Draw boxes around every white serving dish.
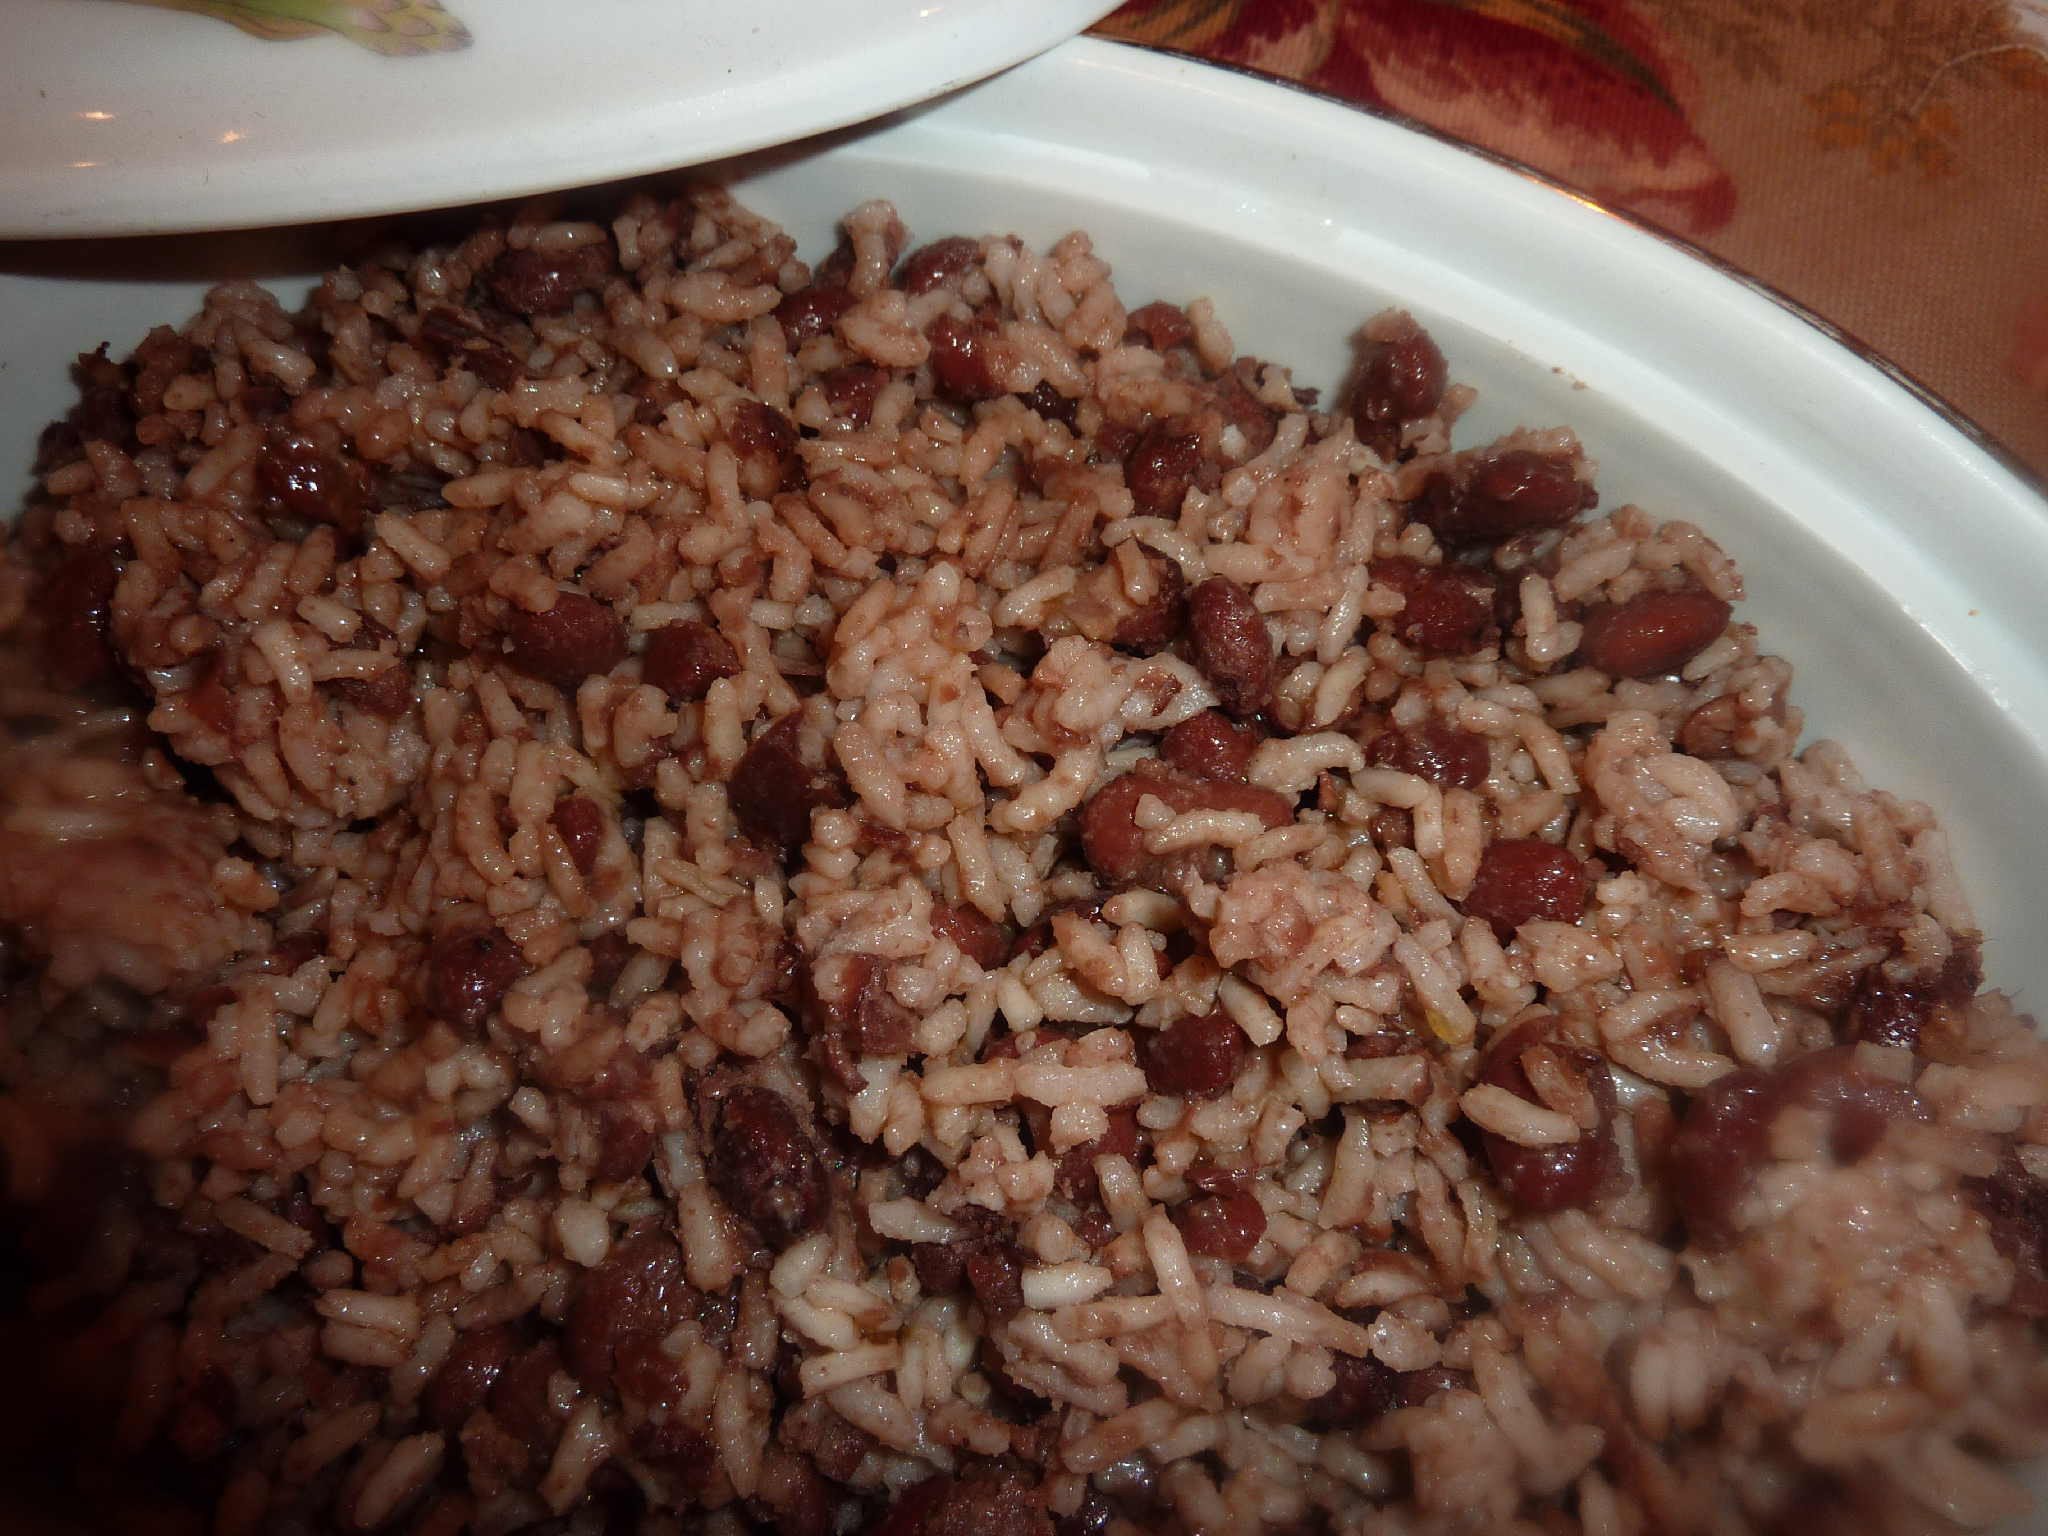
[0,0,1120,238]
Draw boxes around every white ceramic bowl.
[6,36,2043,993]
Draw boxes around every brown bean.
[1348,318,1447,461]
[822,363,889,425]
[1139,1011,1245,1101]
[592,1103,657,1184]
[964,1243,1025,1321]
[1078,765,1293,892]
[1577,589,1732,678]
[423,1324,514,1432]
[871,1464,1051,1536]
[1472,1016,1615,1214]
[1845,942,1980,1053]
[1363,723,1489,789]
[485,242,615,316]
[69,344,135,450]
[926,313,1004,402]
[1170,1189,1266,1261]
[427,925,527,1034]
[1368,556,1498,657]
[727,398,800,498]
[1303,1352,1401,1429]
[1108,549,1187,654]
[898,236,980,294]
[642,619,740,704]
[256,427,369,537]
[775,283,856,344]
[1462,838,1591,938]
[487,1339,567,1451]
[1124,424,1204,516]
[728,714,849,856]
[501,591,626,689]
[1159,709,1259,782]
[930,903,1009,970]
[1411,448,1594,548]
[41,546,123,691]
[565,1230,694,1394]
[417,306,522,390]
[1186,576,1273,717]
[707,1085,827,1247]
[1125,302,1194,351]
[332,657,413,717]
[803,951,915,1056]
[1676,693,1744,758]
[550,795,606,876]
[1017,380,1078,429]
[1964,1151,2048,1316]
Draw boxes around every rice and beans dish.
[2,187,2045,1535]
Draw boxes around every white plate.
[4,30,2048,1522]
[0,0,1119,238]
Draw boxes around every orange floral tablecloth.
[1091,0,2048,482]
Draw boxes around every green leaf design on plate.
[109,0,472,55]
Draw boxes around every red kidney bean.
[1213,366,1280,458]
[1017,380,1078,429]
[1124,423,1204,516]
[964,1243,1026,1322]
[822,363,889,426]
[926,313,1005,402]
[1411,449,1595,547]
[1677,693,1744,758]
[1053,1106,1142,1202]
[1170,1189,1266,1261]
[423,1324,515,1432]
[642,619,741,705]
[256,427,369,537]
[1348,319,1447,461]
[592,1102,657,1184]
[485,241,615,316]
[930,903,1009,970]
[871,1464,1049,1536]
[803,951,915,1056]
[565,1229,694,1393]
[1964,1151,2048,1315]
[1186,577,1273,717]
[728,714,850,857]
[586,929,633,996]
[332,648,414,717]
[550,795,605,876]
[1109,549,1187,654]
[1845,942,1980,1053]
[417,306,522,390]
[487,1338,567,1452]
[775,283,856,344]
[898,236,980,294]
[1125,302,1194,351]
[1673,1047,1931,1248]
[726,398,800,492]
[1009,898,1106,963]
[1577,589,1732,678]
[1368,556,1498,657]
[41,546,123,691]
[1473,1015,1616,1214]
[1397,1366,1476,1408]
[1303,1352,1401,1429]
[1139,1010,1245,1101]
[427,924,527,1034]
[501,591,627,689]
[1462,838,1592,939]
[1159,710,1259,782]
[1363,723,1489,789]
[1078,765,1293,892]
[707,1085,827,1247]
